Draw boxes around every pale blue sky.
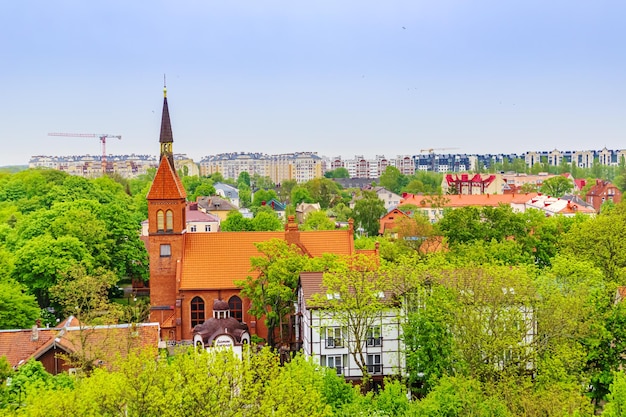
[1,0,624,166]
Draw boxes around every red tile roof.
[0,320,160,369]
[401,193,538,208]
[179,229,356,290]
[147,156,186,200]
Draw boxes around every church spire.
[159,77,175,168]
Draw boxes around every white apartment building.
[296,272,405,385]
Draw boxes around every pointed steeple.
[159,81,175,169]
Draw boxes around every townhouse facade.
[296,272,404,386]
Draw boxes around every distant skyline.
[2,1,625,166]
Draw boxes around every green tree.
[324,167,350,179]
[237,239,310,348]
[251,210,283,231]
[0,280,40,329]
[237,171,251,187]
[352,191,386,237]
[304,178,341,209]
[220,211,254,231]
[252,189,278,207]
[13,235,93,307]
[301,211,336,231]
[540,175,573,197]
[379,166,407,194]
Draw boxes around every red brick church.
[147,88,370,345]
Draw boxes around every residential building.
[214,183,240,207]
[296,272,404,386]
[186,202,220,233]
[295,202,322,224]
[373,187,403,211]
[443,173,505,195]
[199,152,323,184]
[0,317,160,375]
[525,194,596,217]
[196,196,239,221]
[585,180,622,212]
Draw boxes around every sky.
[1,1,625,166]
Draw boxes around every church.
[146,88,372,346]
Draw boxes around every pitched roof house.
[0,318,160,375]
[585,180,622,212]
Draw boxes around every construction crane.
[419,147,459,154]
[48,132,122,175]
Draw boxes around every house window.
[160,244,171,257]
[190,225,197,232]
[190,297,205,327]
[367,354,382,374]
[166,210,174,232]
[322,355,343,375]
[325,327,343,348]
[157,210,165,231]
[205,224,212,232]
[366,326,382,347]
[228,295,243,322]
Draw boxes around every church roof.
[179,229,356,290]
[147,156,187,200]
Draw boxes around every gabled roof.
[146,156,187,200]
[0,328,57,368]
[186,204,220,223]
[0,319,160,369]
[179,228,356,290]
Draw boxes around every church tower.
[147,86,187,341]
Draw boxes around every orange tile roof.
[0,328,56,367]
[401,193,538,208]
[0,321,160,369]
[147,156,186,200]
[179,229,356,290]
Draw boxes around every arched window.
[229,295,243,322]
[157,210,165,232]
[166,210,174,232]
[190,297,205,327]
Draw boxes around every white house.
[295,272,404,387]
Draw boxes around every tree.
[220,211,254,231]
[13,234,93,307]
[237,239,310,347]
[301,211,336,231]
[379,166,407,194]
[252,189,278,207]
[0,280,40,329]
[251,210,283,231]
[324,167,349,179]
[314,254,393,386]
[303,178,341,209]
[540,175,573,197]
[237,171,251,187]
[403,283,457,394]
[291,185,313,206]
[352,191,386,237]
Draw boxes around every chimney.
[31,324,39,342]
